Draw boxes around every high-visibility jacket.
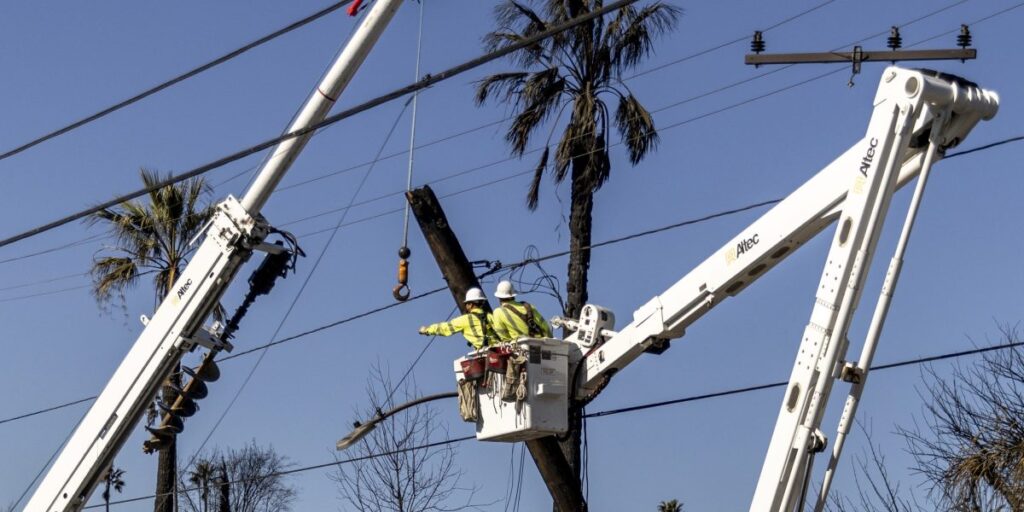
[493,301,552,342]
[421,307,498,350]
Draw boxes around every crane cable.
[394,0,426,302]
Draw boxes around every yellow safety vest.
[421,307,498,349]
[493,301,552,342]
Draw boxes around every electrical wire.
[84,434,478,509]
[0,0,971,263]
[0,284,92,304]
[278,0,843,193]
[189,95,414,462]
[382,305,457,410]
[6,121,1021,426]
[0,271,86,292]
[0,0,661,250]
[6,187,766,428]
[582,340,1024,419]
[76,337,1024,509]
[9,6,1024,477]
[8,410,88,511]
[0,0,357,164]
[907,1,1024,47]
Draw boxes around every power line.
[82,337,1024,509]
[189,94,415,460]
[6,0,1020,441]
[0,284,91,304]
[0,396,95,426]
[0,0,972,261]
[4,125,1021,426]
[909,1,1024,47]
[0,271,86,292]
[0,0,356,164]
[85,434,477,509]
[1,194,778,427]
[584,340,1024,419]
[278,0,842,193]
[0,0,658,250]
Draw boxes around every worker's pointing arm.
[419,316,466,336]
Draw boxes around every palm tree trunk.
[154,373,178,512]
[558,162,596,488]
[155,269,179,512]
[564,166,594,323]
[218,463,231,512]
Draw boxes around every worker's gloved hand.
[418,326,429,335]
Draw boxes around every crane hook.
[392,246,411,301]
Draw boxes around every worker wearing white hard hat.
[418,287,498,349]
[492,280,552,342]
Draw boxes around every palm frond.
[504,67,566,154]
[616,93,659,164]
[91,255,140,306]
[607,3,681,73]
[474,72,530,105]
[527,147,550,210]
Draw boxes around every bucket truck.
[25,1,405,510]
[455,67,999,511]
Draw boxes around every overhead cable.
[0,0,356,164]
[80,337,1024,508]
[0,0,655,249]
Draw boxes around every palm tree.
[189,460,216,512]
[476,0,679,480]
[88,168,216,512]
[657,499,682,512]
[101,466,126,512]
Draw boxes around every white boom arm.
[25,2,403,510]
[560,67,997,510]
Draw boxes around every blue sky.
[1,1,1022,510]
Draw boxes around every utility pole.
[406,185,587,512]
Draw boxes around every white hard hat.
[464,287,487,303]
[494,280,517,299]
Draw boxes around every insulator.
[887,26,902,50]
[957,24,972,48]
[750,31,765,54]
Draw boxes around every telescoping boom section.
[466,67,997,510]
[25,1,405,510]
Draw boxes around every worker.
[418,287,498,350]
[491,280,553,341]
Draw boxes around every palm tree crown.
[102,466,126,512]
[88,168,214,306]
[475,0,679,209]
[658,498,682,512]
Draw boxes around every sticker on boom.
[175,279,194,303]
[724,234,759,265]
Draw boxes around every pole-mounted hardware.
[745,26,977,85]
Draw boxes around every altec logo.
[859,138,878,177]
[736,234,760,256]
[176,279,193,300]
